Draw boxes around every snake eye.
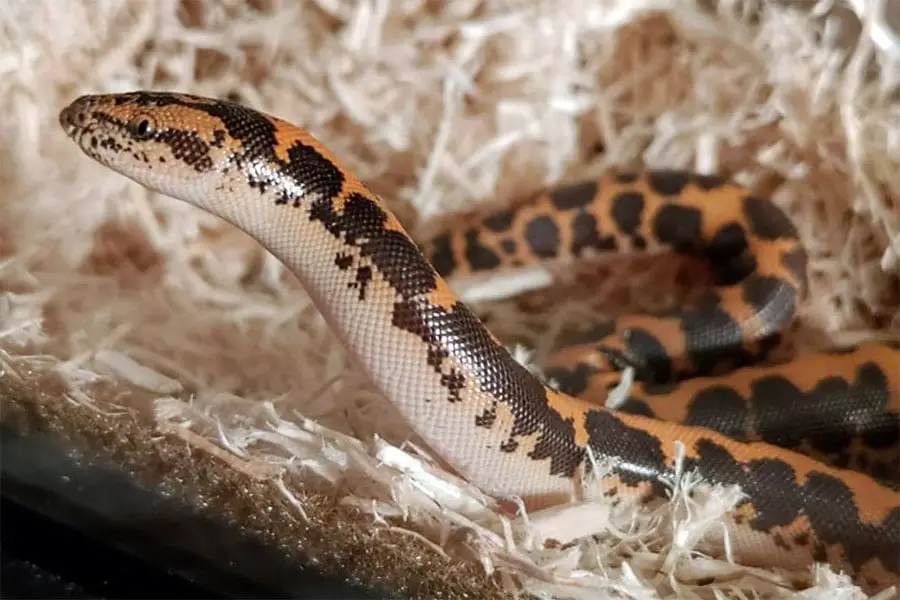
[129,114,156,140]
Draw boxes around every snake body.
[59,91,900,593]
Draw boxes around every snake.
[58,91,900,594]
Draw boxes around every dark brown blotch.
[583,409,669,495]
[475,404,497,428]
[615,398,657,418]
[463,229,502,271]
[647,170,691,196]
[284,140,346,202]
[265,139,346,204]
[693,173,727,190]
[870,460,897,483]
[703,219,757,285]
[210,129,226,148]
[548,180,598,211]
[500,238,516,255]
[544,363,598,396]
[680,385,752,441]
[691,440,805,530]
[440,368,467,403]
[652,204,703,253]
[621,327,675,383]
[428,233,456,276]
[710,251,759,287]
[707,223,748,261]
[801,471,900,572]
[679,291,746,378]
[334,252,354,270]
[483,208,515,233]
[524,215,561,259]
[571,211,616,256]
[500,439,519,453]
[97,132,125,153]
[632,234,647,249]
[742,195,798,240]
[351,265,373,300]
[610,192,645,235]
[309,191,439,299]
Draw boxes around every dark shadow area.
[0,425,385,599]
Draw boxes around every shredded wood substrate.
[2,1,899,599]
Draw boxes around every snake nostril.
[59,102,88,131]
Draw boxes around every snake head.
[59,91,241,203]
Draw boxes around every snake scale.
[58,91,900,594]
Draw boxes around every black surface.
[0,425,385,599]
